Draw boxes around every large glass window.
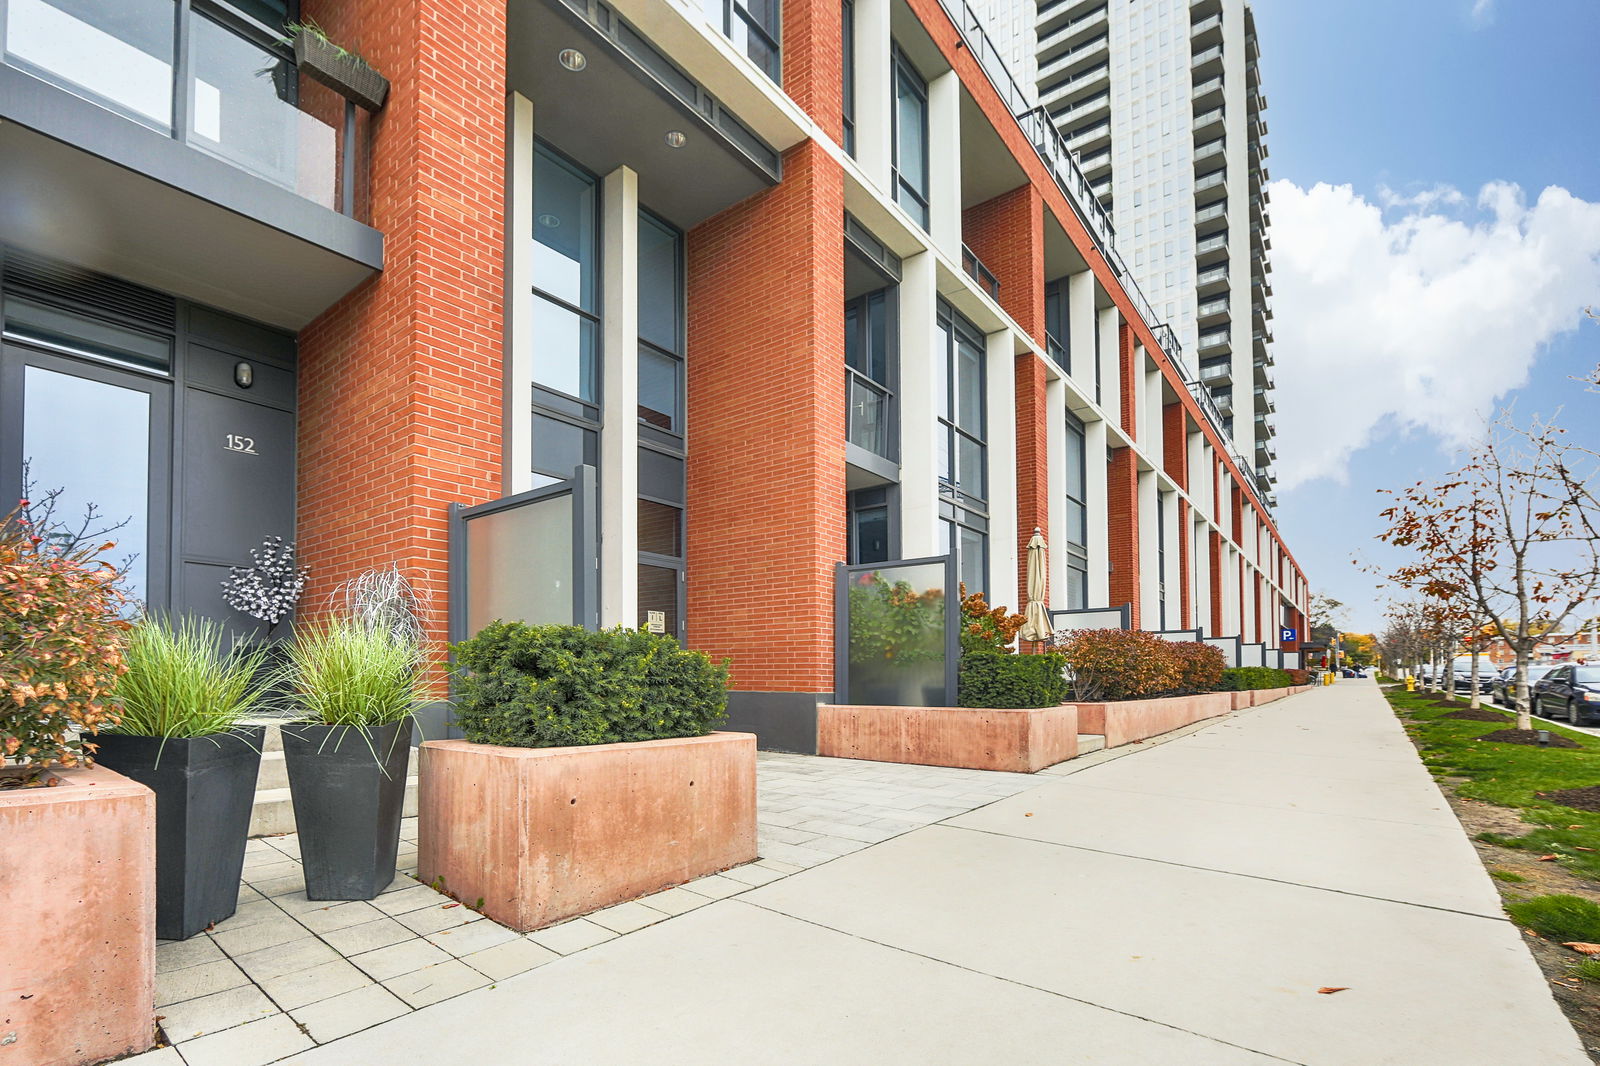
[1064,412,1088,609]
[533,145,600,408]
[891,48,929,229]
[705,0,780,83]
[848,487,891,565]
[638,212,684,435]
[844,290,894,459]
[841,0,856,156]
[937,301,987,595]
[1156,492,1168,629]
[1044,279,1070,373]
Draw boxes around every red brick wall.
[1177,498,1192,629]
[1162,403,1188,490]
[297,0,506,672]
[1108,446,1140,629]
[961,185,1045,345]
[783,0,844,144]
[1209,530,1225,636]
[1118,322,1138,441]
[1014,354,1048,606]
[686,141,846,694]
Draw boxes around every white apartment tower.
[1030,0,1276,502]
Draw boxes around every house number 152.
[224,434,258,455]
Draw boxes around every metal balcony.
[1198,328,1231,354]
[1194,168,1228,203]
[1197,262,1230,290]
[1196,231,1229,261]
[1194,138,1225,166]
[1197,294,1230,321]
[1195,199,1228,230]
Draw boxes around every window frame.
[890,45,930,230]
[531,141,603,418]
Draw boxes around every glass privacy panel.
[5,0,176,131]
[188,15,335,208]
[23,366,150,603]
[844,561,947,706]
[464,494,574,636]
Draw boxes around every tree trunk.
[1514,647,1532,731]
[1469,647,1482,709]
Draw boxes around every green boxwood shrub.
[958,652,1071,709]
[1219,666,1294,691]
[450,622,729,748]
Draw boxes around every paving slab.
[280,902,1281,1066]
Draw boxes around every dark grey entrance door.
[0,344,173,609]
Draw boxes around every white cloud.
[1269,179,1600,490]
[1469,0,1495,26]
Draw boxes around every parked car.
[1533,665,1600,726]
[1492,663,1560,707]
[1450,658,1500,692]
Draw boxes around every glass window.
[639,345,680,432]
[891,48,929,229]
[638,213,681,353]
[1064,413,1087,546]
[844,288,894,460]
[5,0,176,131]
[849,489,890,565]
[533,147,601,407]
[707,0,780,83]
[841,0,855,155]
[1044,279,1070,372]
[1065,555,1088,609]
[531,412,597,482]
[958,524,986,598]
[638,563,681,638]
[638,500,682,557]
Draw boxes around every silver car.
[1492,663,1560,706]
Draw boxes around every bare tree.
[1382,410,1600,729]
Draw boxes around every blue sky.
[1251,0,1600,632]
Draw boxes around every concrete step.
[1076,734,1106,755]
[249,772,419,838]
[257,750,289,791]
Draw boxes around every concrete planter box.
[816,704,1079,772]
[0,765,155,1065]
[418,732,756,931]
[1072,692,1233,748]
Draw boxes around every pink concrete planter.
[0,765,155,1066]
[417,732,756,932]
[816,704,1078,772]
[1071,692,1233,748]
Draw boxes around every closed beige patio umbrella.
[1018,527,1053,643]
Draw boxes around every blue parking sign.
[1280,627,1297,642]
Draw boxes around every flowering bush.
[1171,641,1227,694]
[1,501,129,780]
[1286,668,1311,686]
[1051,629,1182,702]
[221,535,308,637]
[959,586,1025,654]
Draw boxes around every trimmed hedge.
[959,651,1071,709]
[451,622,729,748]
[1219,666,1294,691]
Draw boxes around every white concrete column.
[1193,517,1211,634]
[1085,417,1110,606]
[1098,305,1121,427]
[599,166,639,629]
[898,251,941,557]
[506,93,536,494]
[1046,376,1068,606]
[927,70,962,260]
[1067,270,1096,403]
[1143,364,1163,457]
[1138,471,1159,627]
[854,0,893,190]
[985,329,1018,607]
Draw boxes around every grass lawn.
[1386,687,1600,881]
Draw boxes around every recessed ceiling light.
[537,213,561,228]
[558,48,586,72]
[665,130,687,149]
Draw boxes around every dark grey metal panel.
[186,345,295,410]
[724,692,824,755]
[187,306,297,365]
[179,389,296,562]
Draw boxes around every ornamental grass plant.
[279,616,424,730]
[109,616,268,739]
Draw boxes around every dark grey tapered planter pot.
[281,719,411,900]
[93,728,263,940]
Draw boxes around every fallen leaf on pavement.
[1317,987,1349,995]
[442,902,461,909]
[1562,943,1600,955]
[1024,812,1034,817]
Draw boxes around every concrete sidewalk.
[283,681,1586,1065]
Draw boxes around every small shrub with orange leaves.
[1053,628,1184,702]
[959,586,1025,654]
[1170,641,1227,694]
[1,501,129,780]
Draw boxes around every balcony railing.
[961,244,1000,301]
[4,0,369,219]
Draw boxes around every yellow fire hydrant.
[1405,676,1416,692]
[1323,670,1334,686]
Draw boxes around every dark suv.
[1533,665,1600,725]
[1492,663,1560,707]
